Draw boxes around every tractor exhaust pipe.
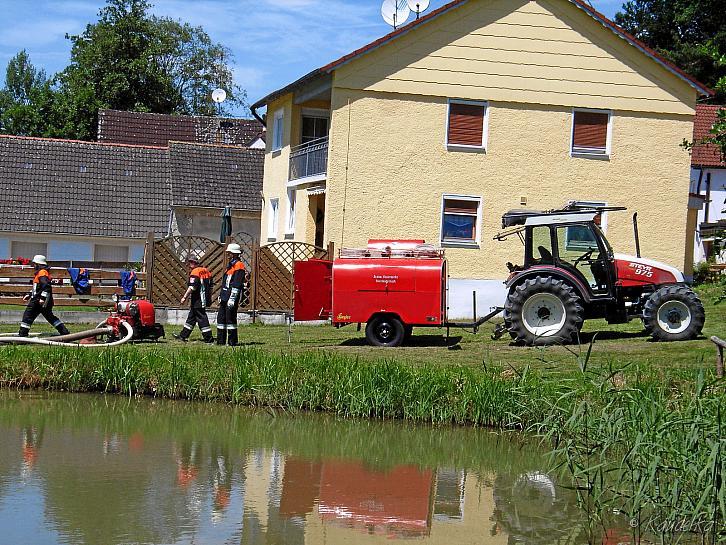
[633,212,641,258]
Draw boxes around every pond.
[0,390,600,545]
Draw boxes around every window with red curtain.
[447,101,486,148]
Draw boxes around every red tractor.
[497,205,705,345]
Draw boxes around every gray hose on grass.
[0,321,134,348]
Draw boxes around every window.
[556,225,609,294]
[571,109,611,157]
[568,200,609,232]
[95,244,129,262]
[272,109,284,151]
[446,100,487,149]
[301,115,329,144]
[10,241,47,259]
[440,195,482,245]
[286,190,296,234]
[268,198,279,240]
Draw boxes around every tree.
[0,50,58,137]
[615,0,726,101]
[56,0,244,140]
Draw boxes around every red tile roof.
[692,104,726,168]
[97,110,264,147]
[251,0,712,112]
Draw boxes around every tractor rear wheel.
[365,315,405,347]
[643,285,704,342]
[505,277,584,346]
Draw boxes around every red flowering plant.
[0,257,32,265]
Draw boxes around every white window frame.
[445,99,489,151]
[268,198,279,240]
[272,109,284,152]
[439,194,483,247]
[286,189,296,235]
[570,108,612,159]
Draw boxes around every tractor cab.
[501,209,616,300]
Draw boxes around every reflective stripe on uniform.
[52,320,62,327]
[41,291,50,298]
[226,325,237,330]
[20,322,31,329]
[216,324,225,330]
[183,323,194,330]
[201,327,212,333]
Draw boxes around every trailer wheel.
[643,285,704,342]
[505,277,584,346]
[365,315,405,347]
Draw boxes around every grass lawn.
[1,284,724,374]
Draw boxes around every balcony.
[289,136,328,185]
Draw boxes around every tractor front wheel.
[505,277,584,346]
[643,285,704,342]
[365,315,405,347]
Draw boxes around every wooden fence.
[0,265,146,307]
[146,233,332,313]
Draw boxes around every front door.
[555,225,611,296]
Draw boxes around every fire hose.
[0,321,134,348]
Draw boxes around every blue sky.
[0,0,623,114]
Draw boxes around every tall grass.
[533,345,725,544]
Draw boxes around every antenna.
[211,88,227,118]
[406,0,429,18]
[381,0,410,29]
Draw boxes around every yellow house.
[251,0,712,316]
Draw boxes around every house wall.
[325,91,693,282]
[690,167,726,263]
[260,94,330,245]
[333,0,697,116]
[173,207,261,242]
[0,232,145,263]
[321,0,697,285]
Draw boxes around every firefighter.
[18,255,70,337]
[173,258,214,343]
[217,243,246,346]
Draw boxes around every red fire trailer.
[294,240,502,347]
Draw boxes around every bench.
[0,265,147,307]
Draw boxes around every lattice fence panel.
[151,236,233,308]
[254,242,328,312]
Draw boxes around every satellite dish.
[381,0,410,28]
[211,88,227,104]
[406,0,430,14]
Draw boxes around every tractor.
[496,205,705,345]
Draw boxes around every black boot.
[227,328,238,347]
[57,324,70,336]
[216,327,226,346]
[18,327,29,338]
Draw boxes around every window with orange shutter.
[571,110,611,157]
[447,100,487,149]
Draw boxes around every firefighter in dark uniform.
[18,255,70,337]
[173,258,214,343]
[217,243,246,346]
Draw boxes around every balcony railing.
[289,136,328,182]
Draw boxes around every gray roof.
[0,135,263,239]
[0,136,170,238]
[169,142,264,210]
[98,109,265,148]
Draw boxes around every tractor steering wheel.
[573,249,595,267]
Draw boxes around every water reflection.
[0,391,590,545]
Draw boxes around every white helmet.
[32,255,48,266]
[226,243,242,255]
